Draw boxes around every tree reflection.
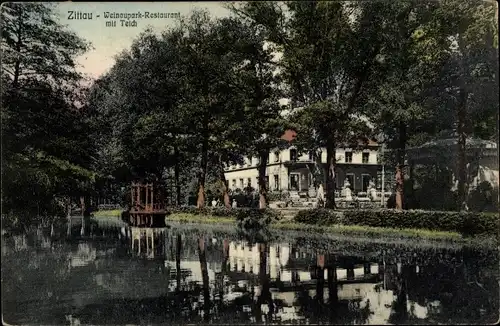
[254,242,274,323]
[388,264,409,324]
[198,236,211,322]
[3,227,499,325]
[327,257,339,323]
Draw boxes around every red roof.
[281,129,297,142]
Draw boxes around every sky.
[55,2,232,80]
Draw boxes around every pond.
[1,218,499,325]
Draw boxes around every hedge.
[294,208,499,236]
[168,206,281,229]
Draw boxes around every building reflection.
[111,230,499,324]
[5,226,496,325]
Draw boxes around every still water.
[2,219,499,325]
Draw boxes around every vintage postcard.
[1,1,498,325]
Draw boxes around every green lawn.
[168,212,468,241]
[92,210,496,244]
[93,209,122,217]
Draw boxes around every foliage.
[1,2,95,227]
[267,190,291,202]
[294,208,498,236]
[168,206,281,222]
[3,1,498,233]
[169,207,280,236]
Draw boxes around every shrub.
[267,190,291,202]
[293,208,499,236]
[168,206,281,228]
[295,209,342,225]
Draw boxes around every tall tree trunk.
[176,234,182,292]
[495,4,499,212]
[198,237,210,322]
[197,133,209,208]
[258,149,270,209]
[155,171,165,207]
[218,156,231,208]
[495,3,499,143]
[12,26,22,89]
[395,121,407,210]
[314,149,324,189]
[83,196,91,217]
[306,150,324,190]
[66,197,72,237]
[457,89,468,211]
[174,145,181,206]
[325,139,336,209]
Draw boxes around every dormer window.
[290,148,297,161]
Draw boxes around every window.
[239,179,244,189]
[274,151,280,162]
[362,174,371,192]
[345,173,355,189]
[232,179,236,189]
[274,175,279,190]
[290,148,298,161]
[362,152,369,164]
[247,178,252,187]
[345,152,353,163]
[290,173,300,190]
[308,151,314,161]
[256,177,260,189]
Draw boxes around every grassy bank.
[168,212,469,242]
[93,207,497,243]
[93,209,122,217]
[169,213,235,225]
[295,208,498,237]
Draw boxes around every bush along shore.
[166,207,281,230]
[91,207,498,241]
[293,208,499,237]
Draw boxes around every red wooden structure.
[126,182,168,227]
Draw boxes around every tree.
[228,19,286,209]
[231,1,393,208]
[87,26,201,207]
[432,0,498,210]
[177,11,268,208]
[1,2,94,226]
[362,0,456,210]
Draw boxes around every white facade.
[224,145,380,192]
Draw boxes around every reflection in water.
[198,236,210,322]
[1,224,499,325]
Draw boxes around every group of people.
[211,198,238,208]
[314,180,380,208]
